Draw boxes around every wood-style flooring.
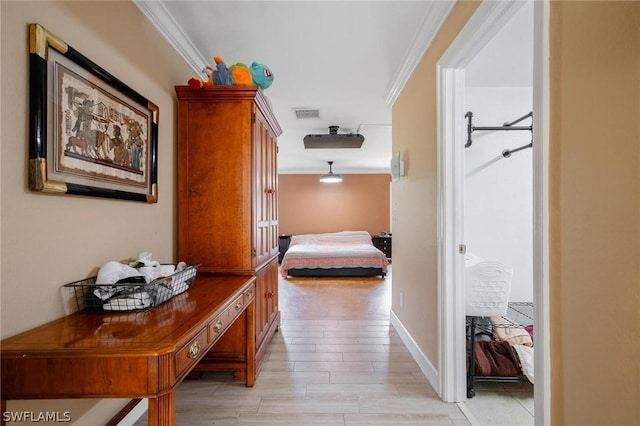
[134,267,532,425]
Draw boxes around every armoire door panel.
[254,110,275,267]
[178,100,253,270]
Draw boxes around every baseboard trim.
[390,310,440,395]
[456,401,482,426]
[107,398,147,426]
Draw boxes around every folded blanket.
[467,340,522,377]
[490,316,534,347]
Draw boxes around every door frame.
[436,1,550,424]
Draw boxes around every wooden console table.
[0,274,255,426]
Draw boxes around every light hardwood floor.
[135,266,533,425]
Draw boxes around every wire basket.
[65,265,199,312]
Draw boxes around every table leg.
[147,391,175,426]
[246,299,256,387]
[1,399,6,426]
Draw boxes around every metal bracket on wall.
[465,111,533,158]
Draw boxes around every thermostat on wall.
[391,152,404,181]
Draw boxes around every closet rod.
[502,141,533,158]
[503,111,533,127]
[465,111,533,148]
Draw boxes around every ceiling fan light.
[319,161,342,183]
[320,173,342,183]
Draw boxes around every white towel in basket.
[97,261,144,285]
[95,261,146,301]
[102,291,152,311]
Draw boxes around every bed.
[280,231,389,278]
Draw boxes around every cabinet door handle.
[214,320,224,332]
[188,341,201,359]
[235,300,243,311]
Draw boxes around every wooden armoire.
[175,85,281,380]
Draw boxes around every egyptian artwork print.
[55,63,149,188]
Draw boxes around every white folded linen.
[102,291,152,311]
[513,344,534,383]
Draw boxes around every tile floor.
[464,381,534,426]
[135,266,534,425]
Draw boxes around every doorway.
[436,1,549,424]
[463,3,534,422]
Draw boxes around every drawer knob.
[235,300,243,311]
[214,320,224,332]
[188,341,201,359]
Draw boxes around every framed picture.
[28,23,158,203]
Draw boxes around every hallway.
[134,268,467,425]
[135,266,532,425]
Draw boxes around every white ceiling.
[136,1,532,175]
[466,1,533,88]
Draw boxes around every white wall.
[464,86,533,302]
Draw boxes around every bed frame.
[286,267,386,278]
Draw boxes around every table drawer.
[175,328,208,377]
[243,285,255,305]
[208,295,243,342]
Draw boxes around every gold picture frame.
[28,23,159,203]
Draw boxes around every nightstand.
[278,235,291,263]
[372,235,392,260]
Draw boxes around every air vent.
[293,108,320,119]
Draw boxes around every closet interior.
[464,107,535,399]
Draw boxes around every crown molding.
[384,1,456,106]
[137,0,456,106]
[133,0,208,75]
